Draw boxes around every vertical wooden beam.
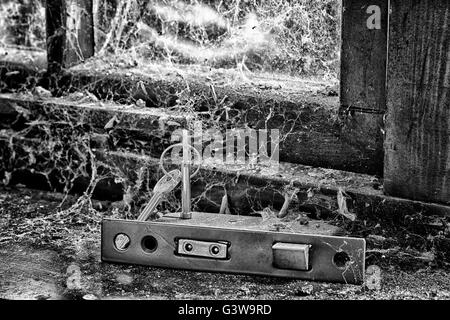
[93,0,118,54]
[46,0,66,73]
[385,0,450,203]
[340,0,389,176]
[340,0,388,112]
[65,0,95,66]
[46,0,95,72]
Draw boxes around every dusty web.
[96,0,340,80]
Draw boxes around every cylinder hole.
[141,235,158,253]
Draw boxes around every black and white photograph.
[0,0,449,309]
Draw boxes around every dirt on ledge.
[0,186,449,300]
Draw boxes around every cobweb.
[95,0,340,79]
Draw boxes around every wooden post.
[340,0,389,176]
[46,0,95,72]
[65,0,95,66]
[46,0,66,73]
[341,0,388,113]
[384,0,450,203]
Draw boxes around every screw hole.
[210,245,220,255]
[184,243,193,252]
[141,235,158,253]
[333,251,350,268]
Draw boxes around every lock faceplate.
[101,214,366,284]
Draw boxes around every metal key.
[137,169,182,221]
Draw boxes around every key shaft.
[137,191,165,221]
[137,170,182,221]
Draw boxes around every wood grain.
[0,61,385,175]
[64,0,95,67]
[340,0,388,112]
[46,0,95,71]
[384,0,450,203]
[46,0,66,72]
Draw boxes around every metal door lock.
[101,130,366,284]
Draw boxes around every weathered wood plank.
[0,69,384,175]
[46,0,95,71]
[384,0,450,204]
[0,59,385,175]
[0,95,449,217]
[340,0,388,112]
[56,63,385,175]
